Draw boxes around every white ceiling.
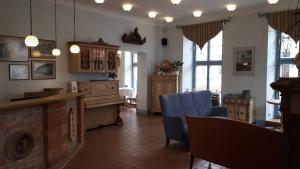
[69,0,294,24]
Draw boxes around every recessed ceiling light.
[170,0,181,5]
[94,0,105,4]
[122,3,133,11]
[226,4,237,11]
[148,11,157,18]
[267,0,279,4]
[193,10,203,17]
[165,16,174,23]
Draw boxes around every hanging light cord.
[30,0,33,35]
[73,0,76,42]
[54,0,57,47]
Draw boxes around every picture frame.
[30,39,56,59]
[9,64,30,80]
[0,35,29,62]
[233,47,255,76]
[31,60,56,80]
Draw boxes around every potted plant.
[170,60,183,75]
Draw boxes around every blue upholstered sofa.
[159,91,228,147]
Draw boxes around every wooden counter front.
[0,92,85,169]
[0,92,85,111]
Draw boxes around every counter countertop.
[0,92,85,111]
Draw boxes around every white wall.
[182,36,193,92]
[222,14,268,120]
[0,0,161,111]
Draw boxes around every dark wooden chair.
[186,117,284,169]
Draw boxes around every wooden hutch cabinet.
[222,97,255,123]
[151,74,178,113]
[69,42,119,73]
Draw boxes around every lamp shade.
[165,16,174,23]
[25,35,39,47]
[226,4,237,11]
[52,48,61,56]
[95,0,105,3]
[267,0,279,4]
[148,11,157,18]
[170,0,181,5]
[193,10,203,17]
[70,44,80,54]
[122,3,133,11]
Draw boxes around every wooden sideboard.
[151,74,178,113]
[271,77,300,169]
[222,97,255,123]
[68,41,119,73]
[78,80,125,130]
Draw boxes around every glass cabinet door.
[92,48,106,72]
[107,50,117,72]
[80,47,91,72]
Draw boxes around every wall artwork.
[30,40,56,59]
[233,47,255,76]
[9,64,29,80]
[0,35,29,62]
[31,60,56,80]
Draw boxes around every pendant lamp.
[25,0,39,47]
[52,0,61,56]
[70,0,80,54]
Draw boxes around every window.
[273,32,300,118]
[124,51,138,97]
[276,32,299,79]
[193,31,223,94]
[132,53,138,96]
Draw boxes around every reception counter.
[0,92,85,169]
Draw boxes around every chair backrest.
[160,94,184,119]
[178,92,199,117]
[186,117,284,169]
[191,91,212,116]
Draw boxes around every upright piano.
[78,80,125,130]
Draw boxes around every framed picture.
[233,47,255,75]
[31,60,56,80]
[30,39,56,59]
[9,64,29,80]
[0,35,29,62]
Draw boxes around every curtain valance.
[181,20,223,49]
[266,9,300,42]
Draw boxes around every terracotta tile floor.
[65,108,226,169]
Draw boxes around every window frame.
[273,32,300,118]
[131,53,138,92]
[192,39,223,92]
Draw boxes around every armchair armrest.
[210,107,228,117]
[163,116,185,131]
[162,116,188,143]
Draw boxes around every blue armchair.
[159,91,228,147]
